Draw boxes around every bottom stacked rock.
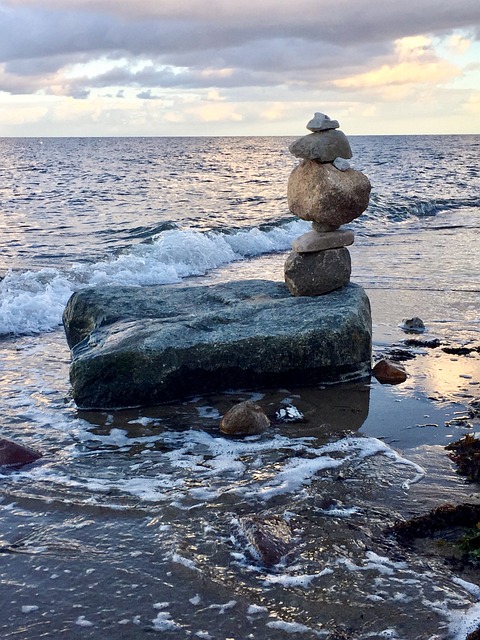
[284,246,351,296]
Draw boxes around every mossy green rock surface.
[63,280,372,409]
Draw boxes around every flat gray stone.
[289,130,352,162]
[306,112,339,132]
[288,160,371,228]
[63,280,371,409]
[292,229,354,253]
[284,248,351,296]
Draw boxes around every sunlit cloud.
[0,0,479,135]
[333,35,461,99]
[447,33,472,55]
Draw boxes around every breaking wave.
[0,219,309,336]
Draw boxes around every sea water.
[0,135,479,639]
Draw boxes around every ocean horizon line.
[1,132,479,140]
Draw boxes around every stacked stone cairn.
[284,112,371,296]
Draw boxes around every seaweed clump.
[391,503,480,540]
[390,503,480,565]
[446,434,480,482]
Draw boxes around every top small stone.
[306,112,339,132]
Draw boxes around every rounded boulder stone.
[289,130,352,162]
[373,359,407,385]
[220,400,270,436]
[288,160,371,228]
[284,247,351,297]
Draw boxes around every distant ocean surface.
[1,135,480,639]
[1,135,479,335]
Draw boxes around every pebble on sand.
[373,359,408,385]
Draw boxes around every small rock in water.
[275,405,305,423]
[306,112,339,132]
[373,359,408,385]
[468,399,480,418]
[220,400,270,436]
[236,515,296,567]
[399,317,426,333]
[333,157,351,171]
[0,438,42,468]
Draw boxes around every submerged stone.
[236,515,296,567]
[63,280,372,409]
[399,317,426,333]
[0,438,42,468]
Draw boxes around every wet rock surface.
[372,358,408,385]
[220,400,270,436]
[235,515,296,567]
[284,247,351,296]
[0,438,42,468]
[292,228,354,253]
[63,280,372,408]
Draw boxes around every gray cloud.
[0,0,479,97]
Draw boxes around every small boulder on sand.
[373,359,408,385]
[220,401,270,436]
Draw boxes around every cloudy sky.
[1,0,479,136]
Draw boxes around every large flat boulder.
[63,280,372,409]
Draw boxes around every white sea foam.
[0,221,307,336]
[170,552,201,573]
[451,576,480,599]
[247,604,268,615]
[338,551,408,577]
[4,430,427,510]
[207,600,237,614]
[0,268,74,335]
[21,605,39,614]
[75,616,94,627]
[266,619,322,636]
[152,611,181,632]
[448,601,480,639]
[263,569,332,588]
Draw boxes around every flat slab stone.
[306,112,339,132]
[292,229,354,253]
[289,130,352,162]
[63,280,372,409]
